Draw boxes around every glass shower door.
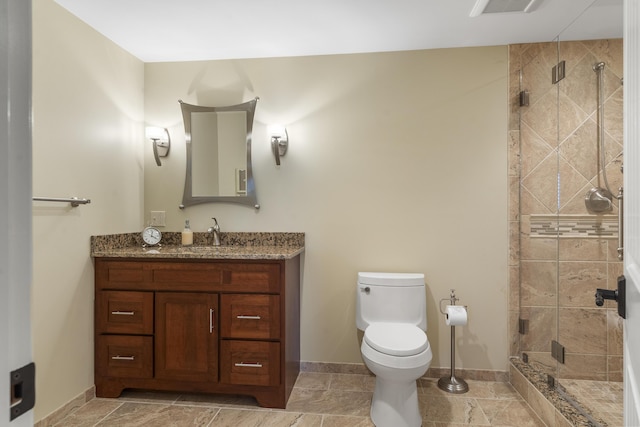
[516,38,561,383]
[554,35,624,425]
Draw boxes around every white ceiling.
[53,0,623,63]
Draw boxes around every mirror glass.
[179,98,259,209]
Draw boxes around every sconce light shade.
[145,126,171,166]
[268,125,288,166]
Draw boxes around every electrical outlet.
[150,211,166,227]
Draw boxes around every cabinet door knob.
[209,308,215,333]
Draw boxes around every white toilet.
[356,272,432,427]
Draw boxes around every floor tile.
[561,379,623,427]
[210,408,321,426]
[49,377,549,427]
[419,379,520,400]
[329,373,376,392]
[52,399,122,427]
[174,393,259,408]
[477,399,545,426]
[117,390,182,404]
[321,414,375,426]
[419,394,490,425]
[96,402,218,426]
[293,372,332,390]
[285,388,372,416]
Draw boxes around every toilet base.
[370,377,421,427]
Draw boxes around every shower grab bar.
[32,197,91,207]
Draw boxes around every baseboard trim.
[301,361,508,382]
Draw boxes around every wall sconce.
[145,126,171,166]
[269,125,288,166]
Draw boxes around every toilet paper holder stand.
[437,289,469,394]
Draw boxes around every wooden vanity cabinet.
[94,257,300,408]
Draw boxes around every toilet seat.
[364,322,428,356]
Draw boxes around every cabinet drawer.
[96,260,149,290]
[96,291,153,334]
[220,294,280,339]
[96,335,152,379]
[220,340,280,386]
[151,263,223,291]
[219,263,281,293]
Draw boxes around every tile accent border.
[530,214,618,239]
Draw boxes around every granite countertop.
[91,232,305,260]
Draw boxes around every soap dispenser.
[182,219,193,246]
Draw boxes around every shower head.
[585,187,613,214]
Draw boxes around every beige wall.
[31,4,509,419]
[144,47,509,370]
[32,0,144,420]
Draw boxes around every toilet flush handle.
[362,286,370,294]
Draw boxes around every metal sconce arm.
[147,127,171,167]
[270,127,288,165]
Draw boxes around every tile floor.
[51,373,545,426]
[561,379,623,427]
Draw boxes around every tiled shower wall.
[508,40,624,381]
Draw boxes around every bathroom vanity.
[91,232,303,408]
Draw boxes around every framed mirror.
[179,98,259,209]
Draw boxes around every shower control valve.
[594,288,616,306]
[594,275,626,319]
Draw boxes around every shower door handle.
[617,187,623,261]
[595,275,626,318]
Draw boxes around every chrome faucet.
[207,217,221,246]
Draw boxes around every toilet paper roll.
[445,305,468,326]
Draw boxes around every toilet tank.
[356,272,427,331]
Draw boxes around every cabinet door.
[155,292,218,382]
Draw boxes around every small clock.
[142,226,162,247]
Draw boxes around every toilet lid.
[364,323,428,357]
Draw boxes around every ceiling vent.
[470,0,539,17]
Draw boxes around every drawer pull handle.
[234,362,263,368]
[236,315,261,320]
[209,308,215,333]
[111,355,135,361]
[111,311,135,316]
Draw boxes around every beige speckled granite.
[91,232,304,260]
